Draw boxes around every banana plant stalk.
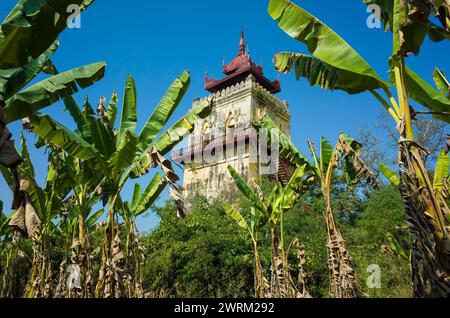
[307,137,372,298]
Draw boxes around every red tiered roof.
[204,31,281,94]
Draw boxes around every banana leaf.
[87,116,116,158]
[134,173,167,216]
[362,0,450,55]
[130,183,141,212]
[223,202,251,232]
[0,41,58,101]
[137,70,190,153]
[5,62,106,123]
[118,75,137,140]
[63,95,89,136]
[130,97,212,178]
[227,165,266,213]
[0,0,93,69]
[402,66,450,123]
[282,164,307,210]
[320,137,333,174]
[108,130,139,177]
[86,208,105,230]
[29,114,107,174]
[44,161,71,221]
[433,68,449,97]
[379,163,400,186]
[275,53,387,94]
[433,149,449,191]
[254,114,311,169]
[106,91,118,128]
[269,0,389,93]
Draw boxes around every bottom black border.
[0,298,443,316]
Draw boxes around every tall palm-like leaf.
[269,0,389,94]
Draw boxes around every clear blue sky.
[1,0,449,232]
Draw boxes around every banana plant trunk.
[269,224,296,298]
[123,217,144,298]
[253,241,268,298]
[391,11,450,295]
[25,230,52,298]
[398,140,450,297]
[1,246,18,297]
[77,216,94,298]
[323,196,360,298]
[54,255,68,298]
[95,205,124,298]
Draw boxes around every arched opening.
[202,121,211,146]
[226,112,236,136]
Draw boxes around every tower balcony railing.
[172,127,257,164]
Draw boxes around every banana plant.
[0,0,105,170]
[268,0,450,297]
[120,175,168,298]
[53,212,77,298]
[28,71,212,297]
[0,200,15,297]
[306,136,378,298]
[53,164,104,298]
[6,136,72,298]
[0,167,27,298]
[224,164,311,298]
[255,114,378,297]
[53,195,104,298]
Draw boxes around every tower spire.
[239,28,246,55]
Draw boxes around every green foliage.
[138,183,412,298]
[142,197,254,298]
[282,198,329,297]
[342,186,412,298]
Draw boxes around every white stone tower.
[172,32,292,199]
